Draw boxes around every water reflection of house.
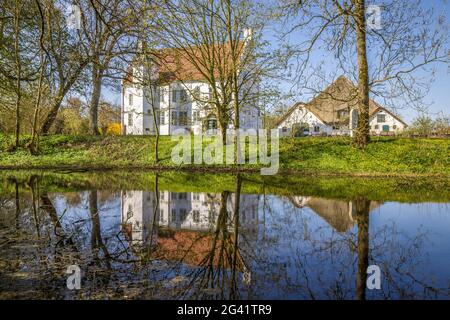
[287,196,381,232]
[120,190,259,242]
[121,190,259,284]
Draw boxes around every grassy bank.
[0,134,449,176]
[1,170,449,202]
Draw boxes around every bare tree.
[0,0,41,149]
[278,0,449,148]
[39,0,91,134]
[77,0,137,135]
[153,0,279,145]
[27,0,48,154]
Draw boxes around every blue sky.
[102,0,449,124]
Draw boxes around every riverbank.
[1,170,450,202]
[0,134,449,177]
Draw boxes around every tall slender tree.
[278,0,449,148]
[77,0,137,135]
[39,0,91,134]
[154,0,278,145]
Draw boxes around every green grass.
[1,170,449,203]
[0,134,449,176]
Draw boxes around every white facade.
[121,190,259,243]
[277,105,332,137]
[369,110,406,135]
[277,105,406,137]
[122,73,261,136]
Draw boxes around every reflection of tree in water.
[149,174,249,300]
[1,175,449,299]
[252,195,449,299]
[0,176,80,298]
[0,177,142,298]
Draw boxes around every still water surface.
[0,172,449,299]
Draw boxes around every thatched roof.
[276,76,406,126]
[288,196,382,233]
[306,198,381,233]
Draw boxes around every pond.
[0,171,449,299]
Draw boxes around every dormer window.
[377,114,386,123]
[337,109,348,119]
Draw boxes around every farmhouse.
[276,76,407,137]
[121,34,261,135]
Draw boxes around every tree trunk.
[89,190,99,248]
[14,179,20,229]
[90,66,103,135]
[233,92,240,165]
[355,197,370,300]
[28,54,45,154]
[219,116,227,146]
[13,8,21,149]
[150,85,160,163]
[353,0,370,149]
[14,69,21,149]
[40,96,63,134]
[230,173,242,298]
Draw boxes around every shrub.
[105,123,122,135]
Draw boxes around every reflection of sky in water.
[49,191,450,299]
[53,192,124,251]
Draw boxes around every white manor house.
[121,36,261,135]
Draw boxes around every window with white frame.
[128,114,133,126]
[171,209,177,222]
[180,208,187,220]
[180,89,188,102]
[179,111,188,126]
[193,210,200,223]
[172,90,178,103]
[159,88,165,103]
[160,110,166,125]
[178,193,187,200]
[171,111,178,125]
[192,110,201,122]
[377,114,386,123]
[128,93,133,106]
[193,86,200,99]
